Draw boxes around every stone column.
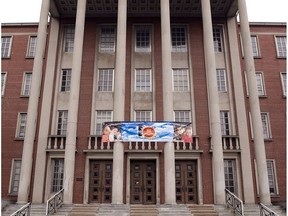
[111,0,127,204]
[238,0,271,205]
[160,0,176,204]
[17,0,50,204]
[63,0,87,204]
[201,0,225,204]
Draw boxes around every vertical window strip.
[173,69,189,91]
[99,26,116,52]
[61,69,71,92]
[266,160,277,194]
[261,113,270,139]
[171,26,187,52]
[95,111,112,135]
[213,27,222,52]
[135,25,151,52]
[220,111,230,135]
[64,26,75,52]
[256,72,265,96]
[135,111,152,121]
[135,69,151,92]
[98,69,114,92]
[1,36,12,58]
[57,111,68,135]
[10,160,22,194]
[174,111,191,123]
[251,36,260,57]
[1,72,7,96]
[27,36,37,57]
[216,69,227,92]
[276,36,286,57]
[18,113,27,138]
[22,73,32,96]
[52,159,64,192]
[224,160,236,193]
[281,72,287,96]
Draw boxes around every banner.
[102,122,192,142]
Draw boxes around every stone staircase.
[188,204,228,216]
[96,204,130,216]
[130,205,157,216]
[244,204,286,216]
[157,204,192,216]
[68,204,99,216]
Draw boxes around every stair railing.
[10,202,31,216]
[46,188,64,215]
[225,189,244,216]
[259,203,279,216]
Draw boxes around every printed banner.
[102,122,192,142]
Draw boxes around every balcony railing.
[174,136,199,151]
[210,135,240,151]
[88,135,114,150]
[47,135,66,150]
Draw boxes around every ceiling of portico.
[52,0,238,18]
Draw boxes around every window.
[174,111,191,122]
[57,110,68,135]
[266,160,278,195]
[1,72,7,96]
[171,26,187,52]
[51,158,64,193]
[220,111,230,135]
[9,160,22,194]
[135,111,152,121]
[173,69,189,92]
[98,69,114,92]
[99,26,116,52]
[224,159,237,194]
[64,26,75,52]
[275,36,286,57]
[17,113,27,138]
[1,36,12,58]
[27,36,37,57]
[256,72,265,96]
[60,69,71,92]
[261,113,271,139]
[251,36,260,57]
[21,72,32,96]
[135,69,151,92]
[213,26,222,52]
[280,72,286,96]
[95,111,112,135]
[216,69,227,92]
[135,25,151,52]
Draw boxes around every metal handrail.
[259,203,279,216]
[10,202,31,216]
[225,189,244,215]
[46,188,64,215]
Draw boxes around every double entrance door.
[130,160,156,204]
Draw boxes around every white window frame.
[95,110,113,135]
[1,36,12,58]
[1,72,7,96]
[255,72,266,96]
[51,158,64,193]
[135,25,151,53]
[220,111,230,136]
[213,26,223,53]
[251,35,261,57]
[16,112,27,138]
[224,159,238,195]
[174,110,191,123]
[280,72,286,97]
[266,160,279,195]
[275,36,286,58]
[216,69,227,92]
[9,159,22,195]
[99,25,116,53]
[64,25,75,52]
[60,69,71,92]
[171,26,187,52]
[173,69,189,92]
[135,111,152,121]
[261,112,272,139]
[135,69,152,92]
[21,72,32,96]
[26,35,37,57]
[97,69,114,92]
[57,110,68,135]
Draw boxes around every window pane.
[100,26,116,52]
[224,160,236,194]
[220,111,230,135]
[135,25,151,52]
[135,111,152,121]
[173,69,189,91]
[1,72,7,95]
[261,113,270,139]
[276,36,286,57]
[10,160,22,194]
[61,69,71,92]
[251,36,260,57]
[266,161,277,195]
[64,26,75,52]
[27,36,37,57]
[213,27,222,52]
[95,111,112,135]
[135,69,151,92]
[22,73,32,96]
[52,159,64,192]
[281,72,287,96]
[18,113,27,138]
[1,36,12,58]
[57,111,68,135]
[216,69,227,92]
[98,69,113,92]
[174,111,190,122]
[171,26,187,52]
[256,73,265,96]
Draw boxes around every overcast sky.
[0,0,287,23]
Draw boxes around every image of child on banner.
[181,126,193,143]
[108,126,122,141]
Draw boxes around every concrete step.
[96,204,130,216]
[158,204,192,216]
[188,204,219,216]
[68,204,99,216]
[130,205,157,216]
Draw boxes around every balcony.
[46,135,66,151]
[210,135,240,152]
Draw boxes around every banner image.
[101,122,192,142]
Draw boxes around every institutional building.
[1,0,286,210]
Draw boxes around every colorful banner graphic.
[101,122,192,142]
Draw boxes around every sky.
[0,0,287,23]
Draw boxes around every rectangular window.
[17,113,27,138]
[251,36,260,57]
[27,36,37,57]
[1,36,12,58]
[98,69,114,92]
[99,26,116,52]
[57,110,68,135]
[261,112,271,139]
[135,111,152,121]
[60,69,71,92]
[224,159,237,194]
[256,72,265,96]
[280,72,286,96]
[135,69,151,92]
[95,111,112,135]
[10,160,22,194]
[213,26,222,52]
[135,25,151,52]
[171,26,187,52]
[275,36,286,57]
[51,158,64,193]
[64,26,75,52]
[174,111,191,122]
[173,69,189,92]
[21,72,32,96]
[220,111,230,135]
[216,69,227,92]
[267,160,278,195]
[1,72,7,96]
